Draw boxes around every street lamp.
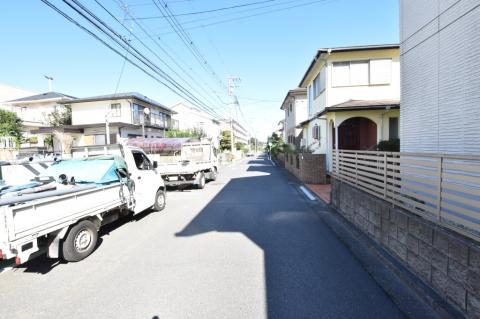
[142,107,150,138]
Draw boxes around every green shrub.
[377,139,400,152]
[27,136,38,144]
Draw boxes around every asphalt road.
[0,156,406,319]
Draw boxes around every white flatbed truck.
[0,144,166,264]
[127,138,218,189]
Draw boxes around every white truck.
[0,144,166,265]
[127,138,218,189]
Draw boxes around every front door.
[130,150,158,214]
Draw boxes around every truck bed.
[0,183,132,260]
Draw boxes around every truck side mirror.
[153,161,158,169]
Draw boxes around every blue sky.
[0,0,399,140]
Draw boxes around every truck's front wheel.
[154,189,166,211]
[61,220,98,262]
[197,172,206,189]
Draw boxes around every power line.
[99,0,226,115]
[111,0,232,116]
[43,0,224,119]
[150,0,334,35]
[151,0,228,92]
[128,0,278,20]
[175,0,335,34]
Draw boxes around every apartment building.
[170,102,221,147]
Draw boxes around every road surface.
[0,156,405,319]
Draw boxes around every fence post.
[436,156,443,221]
[355,152,358,185]
[336,150,339,177]
[383,153,387,199]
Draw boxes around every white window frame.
[331,59,392,87]
[313,67,326,98]
[110,103,121,117]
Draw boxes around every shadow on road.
[14,208,157,274]
[175,156,403,319]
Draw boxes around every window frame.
[110,103,121,117]
[313,67,326,98]
[331,59,392,88]
[389,117,399,140]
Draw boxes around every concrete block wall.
[331,178,480,318]
[281,153,327,184]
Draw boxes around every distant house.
[297,44,400,169]
[0,83,36,103]
[33,92,176,152]
[400,1,480,154]
[280,88,307,149]
[2,91,76,152]
[170,102,221,146]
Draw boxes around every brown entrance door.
[338,117,377,150]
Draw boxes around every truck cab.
[71,144,166,214]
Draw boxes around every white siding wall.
[284,99,296,140]
[305,118,328,154]
[326,57,400,107]
[401,0,480,154]
[72,100,132,125]
[1,101,59,126]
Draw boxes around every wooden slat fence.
[332,150,480,241]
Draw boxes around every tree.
[48,105,72,126]
[0,109,23,145]
[220,130,232,151]
[265,132,285,157]
[235,142,246,151]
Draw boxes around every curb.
[317,206,465,319]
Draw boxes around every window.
[313,67,326,98]
[332,62,350,87]
[110,103,121,117]
[307,84,313,115]
[132,104,140,124]
[350,61,369,85]
[94,134,105,145]
[312,124,321,140]
[370,59,392,85]
[289,103,292,112]
[332,59,392,87]
[389,117,399,139]
[132,151,152,170]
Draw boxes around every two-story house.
[2,91,76,151]
[34,92,176,152]
[298,44,400,169]
[280,88,307,149]
[67,92,176,145]
[170,102,221,147]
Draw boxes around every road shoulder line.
[299,186,316,201]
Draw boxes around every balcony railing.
[332,150,480,241]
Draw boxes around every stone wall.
[331,178,480,318]
[280,153,327,184]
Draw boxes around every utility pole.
[227,76,241,154]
